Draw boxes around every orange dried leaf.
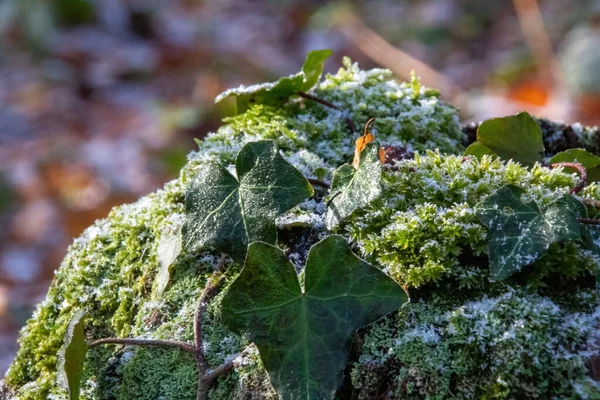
[353,133,384,169]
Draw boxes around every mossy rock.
[3,58,600,400]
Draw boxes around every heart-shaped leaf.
[156,219,183,296]
[475,185,585,279]
[476,111,544,166]
[464,141,496,159]
[215,49,332,114]
[57,310,87,400]
[326,142,383,229]
[221,235,407,400]
[550,148,600,182]
[183,140,313,261]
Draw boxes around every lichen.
[3,58,600,400]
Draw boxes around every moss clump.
[3,57,600,400]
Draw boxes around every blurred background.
[2,0,600,374]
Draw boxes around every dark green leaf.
[214,50,332,113]
[476,111,544,166]
[156,219,183,296]
[57,310,87,400]
[221,235,407,400]
[326,142,383,229]
[464,142,496,159]
[550,148,600,182]
[475,185,585,279]
[183,140,313,261]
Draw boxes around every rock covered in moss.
[2,58,600,400]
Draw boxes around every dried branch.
[334,10,466,106]
[89,253,243,400]
[307,178,330,190]
[551,162,587,194]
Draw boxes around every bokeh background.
[2,0,600,374]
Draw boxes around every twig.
[512,0,560,86]
[334,10,466,107]
[89,253,244,400]
[297,91,356,134]
[578,218,600,225]
[88,338,196,354]
[195,254,229,400]
[307,178,330,189]
[551,162,587,194]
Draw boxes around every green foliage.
[475,111,544,166]
[475,185,586,279]
[550,148,600,182]
[183,140,313,261]
[215,50,332,114]
[326,142,383,229]
[463,141,495,159]
[57,311,88,400]
[221,236,407,400]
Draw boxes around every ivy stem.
[579,218,600,225]
[88,253,244,400]
[88,338,196,354]
[551,162,587,194]
[307,178,330,189]
[195,254,229,400]
[297,91,357,134]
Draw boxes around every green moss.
[3,57,599,400]
[352,290,600,399]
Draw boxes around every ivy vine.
[56,51,600,400]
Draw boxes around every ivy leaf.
[221,235,407,400]
[183,140,313,261]
[326,142,383,229]
[475,185,585,279]
[464,142,496,159]
[215,49,332,113]
[550,148,600,182]
[155,219,183,297]
[57,310,88,400]
[476,111,544,166]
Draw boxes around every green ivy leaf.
[57,310,87,400]
[221,235,407,400]
[550,148,600,182]
[183,140,313,261]
[155,219,183,297]
[215,49,332,114]
[476,111,544,166]
[464,142,496,159]
[326,142,383,229]
[475,185,585,279]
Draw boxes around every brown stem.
[579,218,600,225]
[307,178,330,189]
[551,162,587,194]
[195,254,229,400]
[363,117,376,136]
[297,91,356,134]
[88,338,196,354]
[89,253,240,400]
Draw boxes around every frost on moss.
[352,290,600,399]
[3,58,600,400]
